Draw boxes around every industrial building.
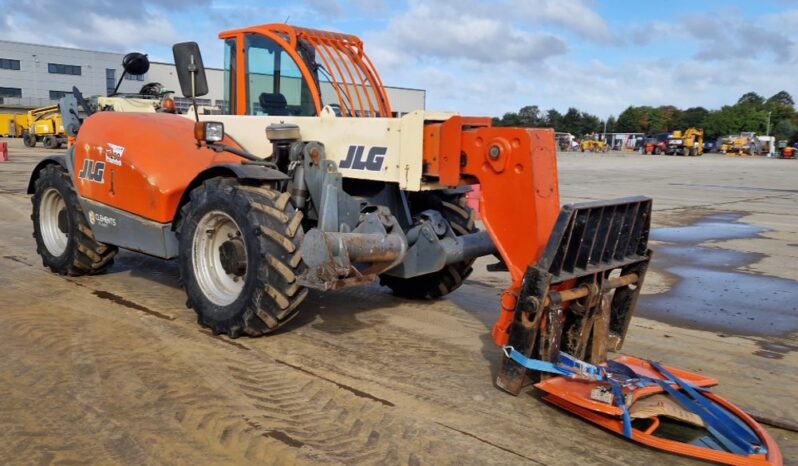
[0,40,425,115]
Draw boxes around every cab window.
[245,34,315,116]
[223,39,236,115]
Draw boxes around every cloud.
[629,8,798,63]
[0,0,211,53]
[305,0,344,18]
[368,0,568,67]
[683,11,795,62]
[513,0,616,44]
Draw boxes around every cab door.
[224,34,319,116]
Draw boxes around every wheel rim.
[39,187,68,256]
[192,211,247,306]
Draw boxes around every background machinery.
[0,113,28,137]
[555,132,576,151]
[23,105,67,149]
[722,132,761,156]
[580,133,610,152]
[664,128,703,156]
[27,23,650,414]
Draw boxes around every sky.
[1,0,795,119]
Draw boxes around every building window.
[49,90,69,100]
[124,73,145,81]
[0,87,22,98]
[106,68,116,95]
[48,63,81,75]
[0,58,20,70]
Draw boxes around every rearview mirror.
[122,52,150,76]
[172,42,208,98]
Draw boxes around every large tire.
[43,136,58,150]
[31,164,117,275]
[176,178,307,338]
[379,191,477,299]
[23,131,36,148]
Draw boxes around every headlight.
[194,121,224,143]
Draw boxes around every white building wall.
[0,40,147,110]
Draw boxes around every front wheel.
[31,164,117,275]
[177,178,307,338]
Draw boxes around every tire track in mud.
[247,286,685,465]
[0,262,541,465]
[0,255,690,465]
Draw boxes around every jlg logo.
[339,145,387,171]
[78,159,105,183]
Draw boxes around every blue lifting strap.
[503,347,574,377]
[502,347,762,450]
[609,381,633,438]
[649,361,764,455]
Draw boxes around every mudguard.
[72,112,248,223]
[27,155,67,194]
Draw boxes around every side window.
[245,34,315,116]
[224,39,236,115]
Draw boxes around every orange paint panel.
[74,112,243,223]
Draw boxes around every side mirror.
[173,42,209,98]
[122,52,150,76]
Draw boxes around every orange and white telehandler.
[27,24,781,465]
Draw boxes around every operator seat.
[259,92,289,116]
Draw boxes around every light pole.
[766,111,771,136]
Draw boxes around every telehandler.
[26,25,780,465]
[29,21,649,390]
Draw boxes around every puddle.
[669,183,798,195]
[638,213,798,337]
[650,213,767,243]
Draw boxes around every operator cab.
[219,24,392,118]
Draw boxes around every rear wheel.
[380,191,477,299]
[43,136,59,149]
[23,132,36,148]
[31,164,117,275]
[177,178,307,338]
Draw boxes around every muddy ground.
[0,138,796,465]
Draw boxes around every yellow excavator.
[23,105,66,149]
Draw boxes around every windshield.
[244,34,315,116]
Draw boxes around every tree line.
[493,91,798,142]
